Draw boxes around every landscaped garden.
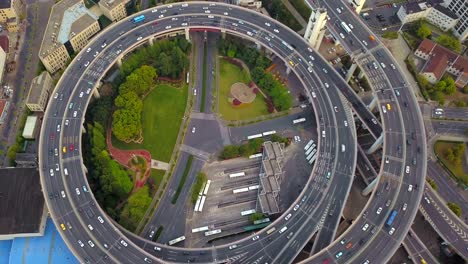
[434,141,468,186]
[218,59,268,121]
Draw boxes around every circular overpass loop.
[38,2,425,264]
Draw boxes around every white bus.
[340,21,352,34]
[293,118,306,124]
[247,134,263,140]
[203,180,211,195]
[205,229,222,236]
[192,226,209,233]
[306,151,315,161]
[199,182,207,196]
[304,140,314,151]
[248,185,260,190]
[262,130,276,136]
[249,153,263,159]
[241,209,256,216]
[305,146,315,156]
[168,236,185,245]
[254,218,270,225]
[233,188,249,194]
[266,227,276,235]
[309,154,317,164]
[194,195,202,211]
[229,172,245,178]
[198,196,207,212]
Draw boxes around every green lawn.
[150,169,165,189]
[434,141,468,185]
[112,84,187,162]
[218,59,268,121]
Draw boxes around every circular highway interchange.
[39,1,427,264]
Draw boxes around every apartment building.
[442,0,467,41]
[415,39,468,87]
[26,71,53,112]
[98,0,129,22]
[0,0,24,32]
[39,0,100,73]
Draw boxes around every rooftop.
[417,39,468,74]
[27,72,50,105]
[257,141,283,215]
[403,0,441,14]
[433,4,458,20]
[22,115,38,138]
[0,36,9,53]
[15,153,38,167]
[99,0,128,10]
[0,0,11,9]
[40,0,98,58]
[0,168,45,236]
[424,54,448,79]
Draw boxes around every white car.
[408,185,413,192]
[86,88,91,94]
[293,204,300,211]
[93,51,99,57]
[88,240,95,247]
[424,196,431,204]
[274,28,279,33]
[181,23,188,26]
[229,245,238,250]
[309,55,315,61]
[339,33,345,39]
[371,118,378,124]
[252,235,259,241]
[158,14,164,18]
[390,64,396,69]
[402,203,408,211]
[116,49,122,55]
[191,127,196,133]
[73,111,78,117]
[54,93,59,99]
[88,224,93,231]
[362,223,369,231]
[151,8,158,13]
[385,157,389,164]
[86,47,91,52]
[389,227,395,235]
[165,25,172,29]
[285,213,292,220]
[204,10,210,13]
[322,68,328,73]
[348,23,354,29]
[137,36,143,41]
[121,240,128,247]
[78,240,84,247]
[98,216,104,224]
[380,62,386,68]
[382,105,387,114]
[61,190,66,198]
[193,89,197,95]
[55,163,59,171]
[362,40,368,46]
[101,43,107,48]
[324,83,329,88]
[336,8,341,13]
[344,121,348,127]
[79,92,84,98]
[49,169,54,177]
[311,92,317,98]
[405,166,410,174]
[84,61,90,67]
[65,119,69,126]
[376,207,382,214]
[75,188,80,195]
[265,22,271,27]
[56,124,61,132]
[171,17,178,21]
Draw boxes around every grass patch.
[218,59,268,120]
[191,172,207,204]
[289,0,312,21]
[382,31,398,39]
[201,43,207,112]
[152,226,163,242]
[149,169,165,193]
[112,84,188,162]
[171,155,194,204]
[434,141,468,185]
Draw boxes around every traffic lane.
[440,107,468,120]
[432,120,468,136]
[203,31,217,113]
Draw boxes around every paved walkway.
[106,128,152,188]
[151,159,169,170]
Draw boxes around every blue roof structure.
[58,2,98,44]
[0,218,78,264]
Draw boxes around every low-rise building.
[0,0,24,33]
[22,115,39,139]
[15,153,38,168]
[236,0,262,9]
[26,71,53,112]
[257,141,284,215]
[39,0,100,73]
[414,39,468,87]
[0,47,5,86]
[98,0,129,22]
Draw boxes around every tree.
[112,109,142,141]
[416,24,431,39]
[446,148,455,162]
[220,145,240,159]
[249,138,264,152]
[426,178,438,191]
[248,212,265,223]
[463,85,468,94]
[120,186,152,231]
[447,202,462,217]
[239,143,254,157]
[436,35,462,53]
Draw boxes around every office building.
[0,0,24,32]
[442,0,467,41]
[39,0,100,73]
[26,71,53,112]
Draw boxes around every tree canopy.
[436,35,462,53]
[120,185,152,231]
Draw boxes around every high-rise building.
[442,0,467,41]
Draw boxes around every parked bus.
[306,151,315,161]
[229,172,245,178]
[168,236,185,245]
[293,118,306,124]
[198,196,206,212]
[340,21,352,34]
[248,185,259,190]
[241,209,256,216]
[247,134,263,140]
[385,210,398,227]
[204,229,222,236]
[266,227,276,235]
[192,226,209,233]
[304,140,314,151]
[253,218,271,225]
[202,180,211,195]
[308,154,317,164]
[262,130,276,136]
[194,196,202,211]
[132,15,146,24]
[249,153,263,159]
[305,145,315,156]
[233,188,249,194]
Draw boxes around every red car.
[346,242,353,249]
[69,144,74,151]
[50,133,54,140]
[322,259,330,264]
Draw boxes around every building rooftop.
[40,0,98,58]
[15,153,38,167]
[404,0,441,14]
[0,168,45,236]
[99,0,128,10]
[0,0,11,9]
[433,4,458,20]
[0,36,9,53]
[22,115,38,138]
[417,39,468,76]
[27,72,50,106]
[257,141,283,215]
[424,54,448,79]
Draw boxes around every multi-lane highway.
[38,1,428,263]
